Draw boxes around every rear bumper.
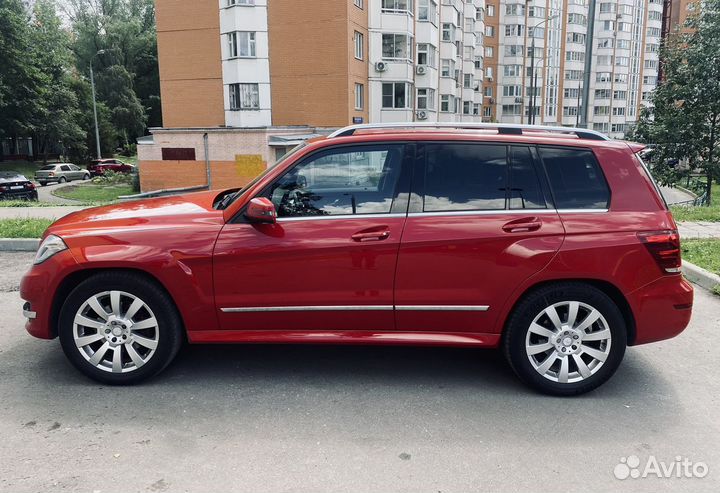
[628,274,694,345]
[20,250,79,339]
[0,191,38,200]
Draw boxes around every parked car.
[87,158,135,176]
[20,123,693,395]
[35,163,90,186]
[0,171,38,201]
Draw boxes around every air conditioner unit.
[514,97,523,103]
[375,61,388,72]
[416,65,428,75]
[416,110,428,120]
[486,75,493,81]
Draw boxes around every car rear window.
[40,165,55,171]
[539,147,610,210]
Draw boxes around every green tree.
[0,0,43,154]
[636,0,720,205]
[31,0,87,163]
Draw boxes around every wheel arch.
[49,267,186,339]
[500,278,637,346]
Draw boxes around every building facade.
[483,0,664,139]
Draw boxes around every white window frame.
[229,83,260,110]
[417,43,436,67]
[227,0,255,6]
[382,33,412,61]
[354,31,364,60]
[355,83,364,110]
[354,0,364,9]
[382,0,413,14]
[228,31,256,58]
[417,87,436,110]
[381,82,412,109]
[418,0,437,23]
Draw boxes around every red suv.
[87,158,135,176]
[20,124,693,395]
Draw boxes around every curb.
[0,238,40,252]
[682,260,720,293]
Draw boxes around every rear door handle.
[352,227,391,242]
[502,217,542,233]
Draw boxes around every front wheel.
[83,173,90,180]
[58,272,183,384]
[503,282,627,396]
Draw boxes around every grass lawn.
[0,160,45,180]
[0,218,53,238]
[0,200,57,207]
[671,183,720,222]
[682,238,720,277]
[52,183,135,202]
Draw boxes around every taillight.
[0,186,7,192]
[25,182,35,190]
[637,230,682,274]
[48,172,55,177]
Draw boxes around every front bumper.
[20,250,78,339]
[627,274,694,345]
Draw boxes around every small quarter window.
[539,147,610,209]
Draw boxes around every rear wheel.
[503,282,627,396]
[58,272,183,384]
[58,176,67,183]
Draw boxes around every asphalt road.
[0,252,718,493]
[35,178,90,204]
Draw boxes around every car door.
[213,143,411,332]
[68,164,83,180]
[394,142,565,334]
[59,165,71,180]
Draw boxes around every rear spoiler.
[627,142,647,153]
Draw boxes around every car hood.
[46,190,226,237]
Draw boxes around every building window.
[485,46,493,57]
[354,0,363,9]
[594,89,611,99]
[463,101,472,115]
[487,4,495,16]
[228,32,256,58]
[615,73,628,83]
[503,65,522,77]
[486,66,493,79]
[229,83,259,110]
[599,2,615,13]
[597,55,612,65]
[382,0,413,14]
[597,38,613,49]
[464,73,473,89]
[565,70,583,80]
[613,90,627,99]
[502,85,521,97]
[440,95,455,112]
[440,58,455,77]
[505,24,524,36]
[355,83,364,110]
[484,25,494,37]
[464,18,475,32]
[566,51,585,62]
[596,72,611,82]
[594,106,610,116]
[382,82,412,109]
[528,6,545,17]
[568,13,587,25]
[602,20,615,31]
[643,75,657,85]
[647,27,661,37]
[483,106,492,117]
[442,23,456,41]
[417,88,436,110]
[483,86,492,97]
[417,43,436,67]
[567,32,586,45]
[644,59,658,69]
[505,3,525,16]
[382,33,411,60]
[418,0,437,22]
[563,106,579,117]
[354,31,364,60]
[564,88,580,98]
[617,39,630,49]
[615,56,629,67]
[502,104,522,116]
[473,103,480,115]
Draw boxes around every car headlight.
[34,235,68,264]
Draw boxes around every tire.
[58,272,184,385]
[39,182,47,187]
[59,176,67,183]
[83,173,91,180]
[503,282,627,396]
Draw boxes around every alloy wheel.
[525,301,612,384]
[72,290,159,373]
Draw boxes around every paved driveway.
[0,252,718,492]
[35,179,91,204]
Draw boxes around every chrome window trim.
[408,208,556,217]
[557,208,609,213]
[221,305,490,313]
[277,213,407,222]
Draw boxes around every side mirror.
[245,197,277,224]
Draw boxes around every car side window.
[509,146,546,209]
[60,165,71,172]
[263,145,404,217]
[69,165,80,171]
[424,144,507,212]
[539,147,610,209]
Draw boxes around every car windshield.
[217,142,308,209]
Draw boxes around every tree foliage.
[632,0,720,205]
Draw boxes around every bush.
[91,170,134,186]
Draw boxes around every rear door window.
[509,146,546,210]
[539,147,610,209]
[423,144,507,212]
[60,165,71,172]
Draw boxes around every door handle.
[352,228,391,242]
[502,217,542,233]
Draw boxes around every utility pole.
[528,12,559,125]
[90,50,106,160]
[579,0,597,128]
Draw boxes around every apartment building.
[480,0,665,139]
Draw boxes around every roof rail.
[327,122,610,141]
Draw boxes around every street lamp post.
[90,49,106,160]
[528,12,560,125]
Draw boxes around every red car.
[87,158,135,176]
[20,123,693,395]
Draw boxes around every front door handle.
[502,217,542,233]
[352,227,391,242]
